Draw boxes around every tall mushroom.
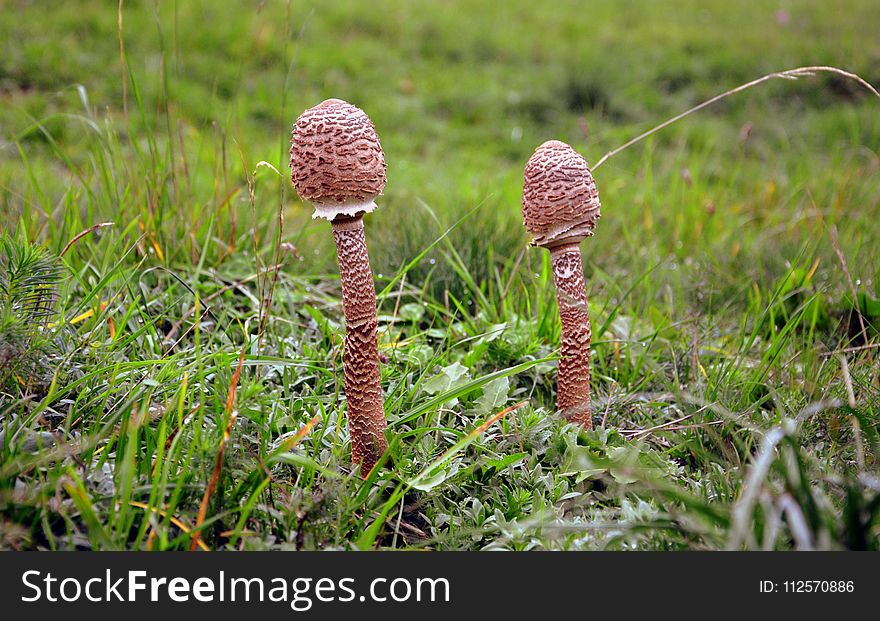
[521,140,601,429]
[290,98,388,474]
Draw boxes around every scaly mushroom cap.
[522,140,601,248]
[290,98,387,221]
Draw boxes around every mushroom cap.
[521,140,601,248]
[290,98,387,221]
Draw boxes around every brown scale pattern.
[290,99,387,204]
[550,245,593,428]
[331,216,388,473]
[522,140,601,248]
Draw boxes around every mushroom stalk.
[521,140,601,428]
[549,242,592,428]
[331,214,388,471]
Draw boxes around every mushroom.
[521,140,601,428]
[290,98,388,473]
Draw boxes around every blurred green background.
[2,0,878,297]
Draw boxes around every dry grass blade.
[600,380,617,429]
[620,413,694,438]
[473,400,527,435]
[60,222,114,257]
[593,65,880,170]
[386,272,407,338]
[128,500,210,551]
[190,343,247,551]
[839,355,865,470]
[820,343,880,357]
[271,414,321,455]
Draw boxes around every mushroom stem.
[549,242,592,428]
[330,214,388,473]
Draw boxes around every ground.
[0,0,878,550]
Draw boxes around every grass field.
[1,0,879,550]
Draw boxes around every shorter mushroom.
[521,140,601,428]
[290,98,388,474]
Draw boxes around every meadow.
[0,0,878,550]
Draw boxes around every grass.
[0,0,879,550]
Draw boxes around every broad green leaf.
[422,361,471,407]
[473,375,510,415]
